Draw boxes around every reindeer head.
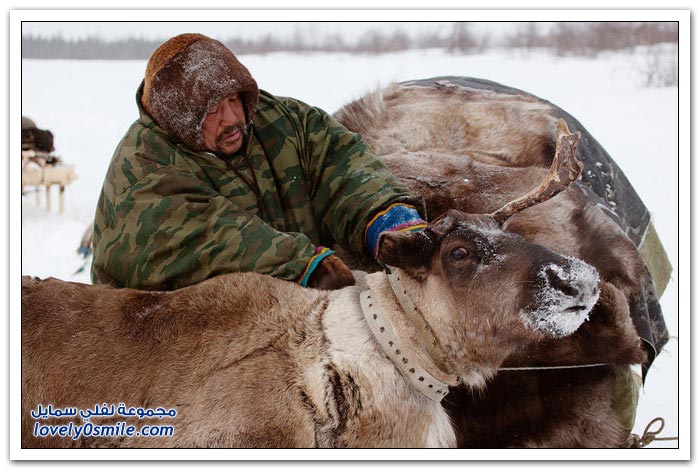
[375,120,599,387]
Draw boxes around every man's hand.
[307,255,355,290]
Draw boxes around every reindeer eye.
[451,247,477,261]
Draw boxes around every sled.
[22,150,78,214]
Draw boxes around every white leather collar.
[360,270,460,402]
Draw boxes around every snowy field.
[20,48,679,448]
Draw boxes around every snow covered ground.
[20,47,680,448]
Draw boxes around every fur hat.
[141,33,259,152]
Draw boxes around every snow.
[20,47,679,447]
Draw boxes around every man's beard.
[215,123,249,156]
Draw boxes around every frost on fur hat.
[142,33,259,152]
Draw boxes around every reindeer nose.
[522,257,600,338]
[543,266,580,298]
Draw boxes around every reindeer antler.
[492,119,583,225]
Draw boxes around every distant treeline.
[22,22,678,60]
[505,22,678,57]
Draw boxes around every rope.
[499,363,608,371]
[624,417,679,448]
[73,256,90,276]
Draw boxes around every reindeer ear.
[430,213,456,237]
[377,230,434,269]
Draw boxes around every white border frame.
[9,8,690,462]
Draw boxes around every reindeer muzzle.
[522,256,600,338]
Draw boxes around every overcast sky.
[21,21,519,43]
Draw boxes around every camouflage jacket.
[91,85,423,290]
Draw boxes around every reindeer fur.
[334,82,647,448]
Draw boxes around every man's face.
[201,93,247,155]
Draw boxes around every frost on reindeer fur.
[521,257,600,337]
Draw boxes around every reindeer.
[21,124,599,448]
[22,116,55,154]
[333,80,652,447]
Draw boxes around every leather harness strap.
[359,270,460,403]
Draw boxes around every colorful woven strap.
[297,246,335,287]
[365,203,427,258]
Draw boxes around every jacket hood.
[141,33,259,152]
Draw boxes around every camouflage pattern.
[91,84,422,290]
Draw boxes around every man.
[91,33,426,290]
